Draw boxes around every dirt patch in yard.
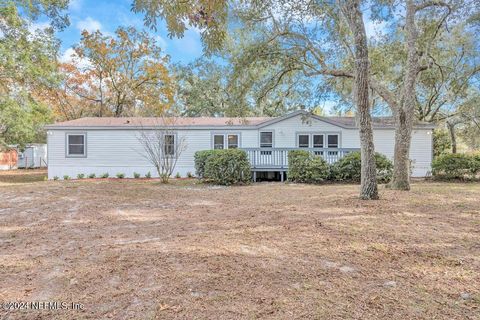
[0,179,479,319]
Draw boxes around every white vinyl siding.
[47,113,433,179]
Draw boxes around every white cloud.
[76,17,102,33]
[59,48,77,63]
[59,47,92,69]
[69,0,83,12]
[28,21,51,33]
[365,20,387,40]
[155,35,168,49]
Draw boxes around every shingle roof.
[45,111,435,129]
[328,116,434,128]
[46,116,273,127]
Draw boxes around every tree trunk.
[447,121,457,153]
[389,0,417,190]
[391,109,412,190]
[341,0,378,200]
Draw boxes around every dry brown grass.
[0,169,47,185]
[0,177,479,319]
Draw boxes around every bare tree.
[137,118,187,183]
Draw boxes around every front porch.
[241,147,360,182]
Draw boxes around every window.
[313,134,324,148]
[327,134,339,148]
[260,132,273,148]
[214,135,224,149]
[213,134,239,149]
[67,134,86,157]
[164,134,175,155]
[298,134,309,148]
[228,134,239,149]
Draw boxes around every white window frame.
[327,134,339,148]
[164,134,176,156]
[295,132,341,148]
[259,131,274,148]
[297,134,310,148]
[313,134,324,148]
[211,132,241,150]
[227,134,239,149]
[65,132,87,158]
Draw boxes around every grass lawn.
[0,170,479,319]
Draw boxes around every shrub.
[88,173,96,179]
[77,173,85,179]
[287,150,329,183]
[53,176,59,181]
[330,151,393,183]
[203,149,251,185]
[187,171,193,178]
[431,153,480,179]
[133,172,141,179]
[175,172,181,178]
[194,150,219,179]
[116,173,125,179]
[145,171,151,178]
[63,175,70,180]
[433,129,451,158]
[101,173,109,178]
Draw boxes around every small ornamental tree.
[137,118,187,183]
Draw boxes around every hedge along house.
[45,110,435,180]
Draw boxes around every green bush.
[101,173,109,178]
[433,129,452,158]
[203,149,251,185]
[194,150,219,179]
[330,151,393,183]
[133,172,141,179]
[175,172,181,178]
[53,176,59,181]
[63,175,70,180]
[287,150,330,183]
[88,173,96,179]
[77,173,85,179]
[116,173,125,179]
[187,171,193,178]
[145,171,151,178]
[431,153,480,179]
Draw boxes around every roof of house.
[46,116,272,127]
[45,110,435,130]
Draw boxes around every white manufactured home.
[45,110,435,180]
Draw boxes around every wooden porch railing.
[241,148,360,169]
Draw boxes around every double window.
[297,133,339,148]
[66,133,86,157]
[213,133,239,149]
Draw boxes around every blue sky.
[55,0,386,65]
[49,0,388,114]
[56,0,204,64]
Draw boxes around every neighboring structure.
[0,148,18,170]
[17,144,48,169]
[45,110,435,180]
